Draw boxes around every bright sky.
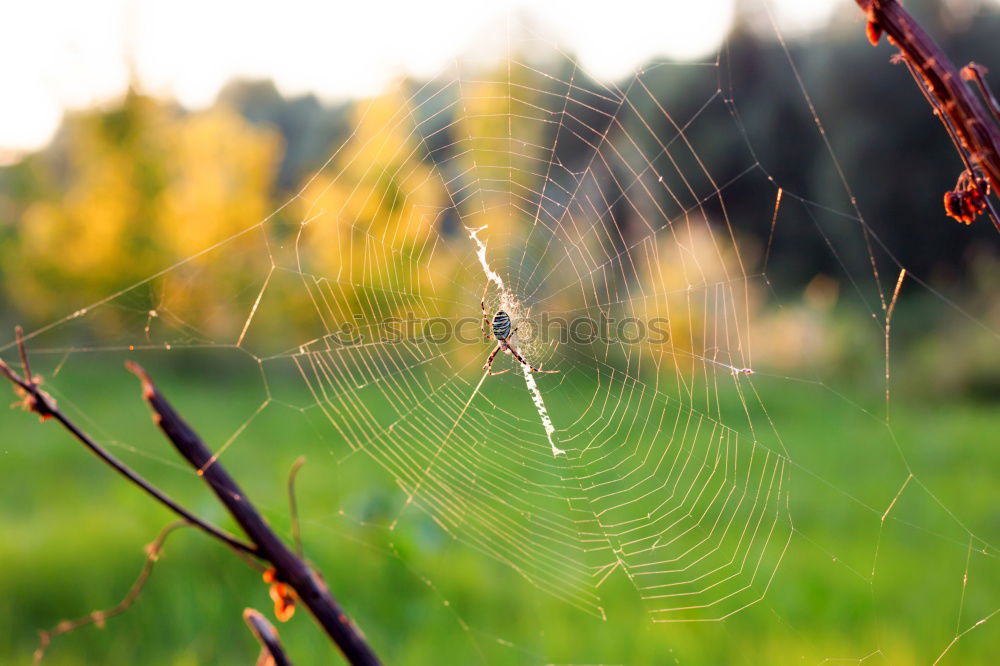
[0,0,838,152]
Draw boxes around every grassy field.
[1,352,997,665]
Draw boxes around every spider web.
[3,3,998,663]
[278,31,789,621]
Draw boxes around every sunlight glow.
[0,0,832,152]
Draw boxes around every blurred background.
[1,0,998,664]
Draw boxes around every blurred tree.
[1,88,281,339]
[152,104,281,340]
[294,84,449,332]
[2,0,998,339]
[6,89,170,324]
[218,80,350,192]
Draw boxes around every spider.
[480,284,558,376]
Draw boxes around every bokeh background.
[1,0,998,664]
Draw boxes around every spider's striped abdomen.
[492,311,511,340]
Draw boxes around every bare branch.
[127,362,381,666]
[856,0,1000,229]
[3,332,379,661]
[0,338,256,556]
[244,608,293,666]
[34,522,188,664]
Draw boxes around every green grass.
[1,353,997,664]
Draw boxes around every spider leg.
[481,282,492,339]
[483,343,508,375]
[506,343,559,374]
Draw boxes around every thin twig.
[884,268,906,419]
[244,608,293,666]
[127,362,381,666]
[34,522,188,664]
[287,456,307,559]
[17,326,32,386]
[964,63,1000,125]
[0,340,256,556]
[900,57,979,178]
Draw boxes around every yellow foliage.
[156,106,278,256]
[5,91,281,340]
[152,106,281,339]
[635,218,757,374]
[295,86,449,330]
